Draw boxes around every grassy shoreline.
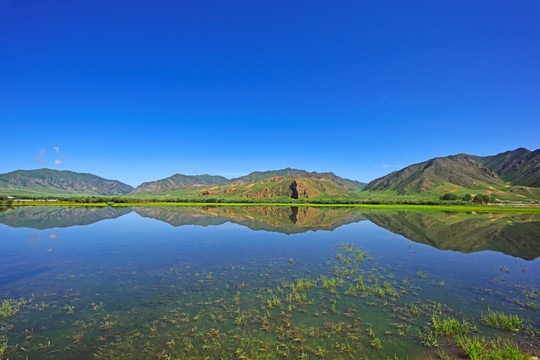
[6,201,540,213]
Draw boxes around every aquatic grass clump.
[294,278,314,292]
[481,308,524,332]
[417,327,439,348]
[369,336,383,350]
[383,281,399,298]
[0,298,27,320]
[0,335,7,358]
[320,276,337,291]
[431,314,475,336]
[456,335,528,360]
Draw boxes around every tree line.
[439,193,496,204]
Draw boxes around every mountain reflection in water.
[0,205,538,259]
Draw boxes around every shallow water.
[0,206,539,359]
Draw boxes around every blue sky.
[1,1,539,186]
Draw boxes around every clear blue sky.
[1,1,539,186]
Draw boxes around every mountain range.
[0,148,538,200]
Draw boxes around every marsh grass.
[0,335,7,358]
[417,327,439,348]
[456,335,528,360]
[481,308,525,332]
[1,236,537,359]
[431,314,475,336]
[0,298,27,320]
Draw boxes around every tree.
[461,193,472,202]
[473,194,492,204]
[440,193,458,201]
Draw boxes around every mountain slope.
[132,174,229,194]
[230,168,310,184]
[364,154,502,194]
[0,169,133,195]
[199,175,354,199]
[476,148,540,187]
[231,168,366,190]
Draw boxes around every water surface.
[0,206,538,359]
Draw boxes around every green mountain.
[364,154,501,194]
[476,148,540,187]
[364,148,539,195]
[0,169,133,196]
[132,174,229,194]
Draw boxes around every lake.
[0,206,539,359]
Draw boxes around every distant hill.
[0,169,133,195]
[132,174,229,194]
[364,148,539,195]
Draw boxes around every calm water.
[0,206,539,359]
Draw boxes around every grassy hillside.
[132,174,229,194]
[476,148,540,187]
[364,148,540,199]
[199,175,354,199]
[364,154,501,194]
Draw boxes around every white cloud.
[53,146,60,153]
[34,149,46,164]
[54,159,64,166]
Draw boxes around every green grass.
[0,298,27,320]
[480,308,525,332]
[0,335,7,358]
[456,335,528,360]
[431,314,475,336]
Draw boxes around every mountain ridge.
[364,148,539,195]
[0,169,133,196]
[132,174,229,194]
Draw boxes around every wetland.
[0,205,539,359]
